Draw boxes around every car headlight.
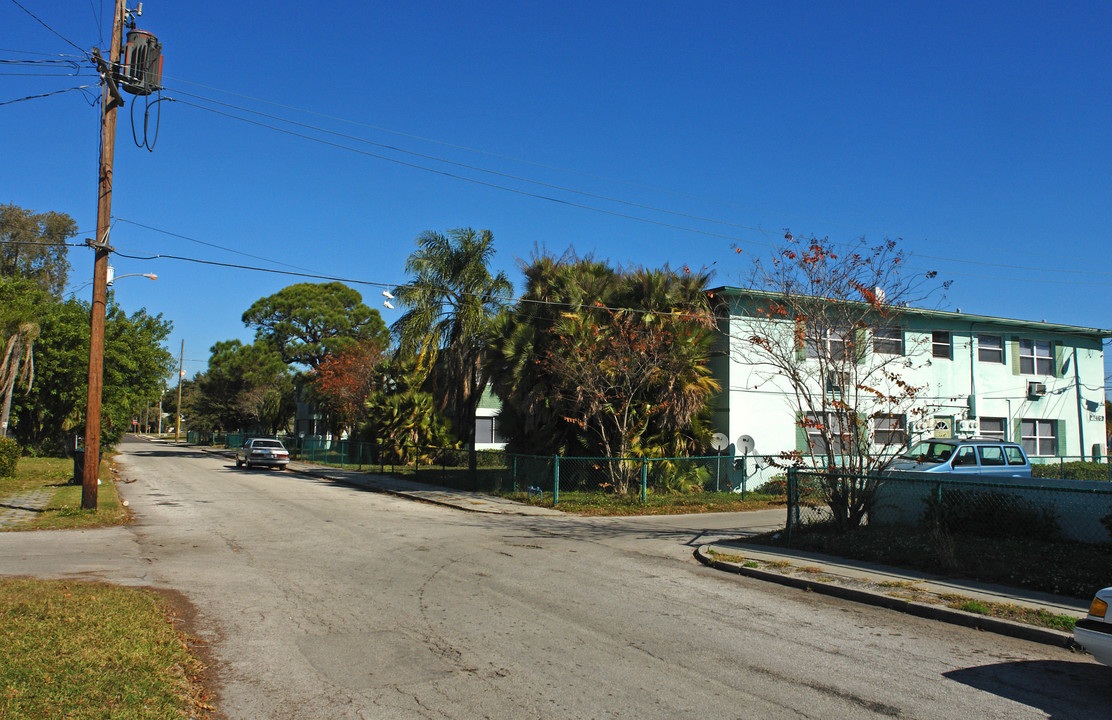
[1090,597,1108,619]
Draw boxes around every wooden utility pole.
[175,339,183,443]
[81,0,126,509]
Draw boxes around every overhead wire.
[167,88,784,242]
[0,85,94,106]
[113,218,337,276]
[158,73,924,242]
[6,0,89,55]
[163,86,1112,282]
[101,242,1112,326]
[169,97,771,251]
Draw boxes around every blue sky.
[3,1,1110,385]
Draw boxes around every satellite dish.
[736,435,756,454]
[710,433,730,451]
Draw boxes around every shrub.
[921,488,1061,541]
[754,477,787,497]
[1032,461,1111,482]
[0,437,20,477]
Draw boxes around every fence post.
[741,451,748,500]
[786,466,796,543]
[935,480,943,529]
[641,458,647,503]
[513,455,518,493]
[553,454,560,505]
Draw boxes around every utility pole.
[175,339,183,443]
[81,0,126,509]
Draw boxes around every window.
[951,446,977,467]
[806,327,851,361]
[977,335,1004,363]
[932,331,951,359]
[1004,446,1026,465]
[978,446,1006,466]
[978,417,1006,442]
[826,370,850,394]
[1018,339,1053,375]
[873,414,906,446]
[804,412,852,454]
[474,416,506,444]
[1020,419,1057,457]
[873,326,903,355]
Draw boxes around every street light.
[107,265,157,286]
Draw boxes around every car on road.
[236,438,290,470]
[1075,587,1112,668]
[887,438,1032,477]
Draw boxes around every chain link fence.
[786,468,1112,545]
[185,431,790,505]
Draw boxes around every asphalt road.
[1,437,1108,719]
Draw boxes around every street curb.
[694,545,1077,650]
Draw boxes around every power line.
[167,88,785,241]
[170,97,773,250]
[158,73,922,242]
[0,84,94,106]
[113,218,337,277]
[103,242,1112,325]
[6,0,88,55]
[165,87,1112,282]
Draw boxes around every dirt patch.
[151,587,226,720]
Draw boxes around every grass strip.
[505,490,782,516]
[0,578,204,719]
[749,524,1107,600]
[0,457,128,531]
[937,593,1078,632]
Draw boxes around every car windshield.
[252,440,284,449]
[901,441,954,463]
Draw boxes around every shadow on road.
[128,449,214,460]
[943,660,1111,718]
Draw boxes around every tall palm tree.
[391,228,513,455]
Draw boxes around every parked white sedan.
[1074,587,1112,668]
[235,438,290,470]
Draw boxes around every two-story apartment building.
[708,287,1109,465]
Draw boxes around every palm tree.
[391,228,513,458]
[0,321,39,437]
[485,256,719,465]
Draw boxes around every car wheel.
[235,458,242,468]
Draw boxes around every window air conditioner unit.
[1027,381,1047,399]
[912,420,933,433]
[958,419,979,435]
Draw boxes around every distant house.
[473,386,506,450]
[707,287,1110,468]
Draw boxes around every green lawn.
[0,456,128,531]
[502,490,783,516]
[0,578,207,719]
